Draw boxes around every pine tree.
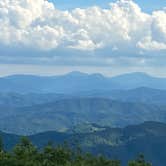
[0,136,3,152]
[128,154,152,166]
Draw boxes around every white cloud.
[151,10,166,43]
[0,0,166,53]
[137,36,166,51]
[24,26,65,50]
[137,9,166,51]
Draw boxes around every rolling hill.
[0,87,166,108]
[1,121,166,166]
[78,87,166,105]
[0,98,166,135]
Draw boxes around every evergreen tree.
[0,136,3,152]
[128,154,152,166]
[0,137,153,166]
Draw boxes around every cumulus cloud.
[0,0,166,54]
[137,36,166,51]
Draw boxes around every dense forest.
[0,137,151,166]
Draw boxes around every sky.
[49,0,166,13]
[0,0,166,77]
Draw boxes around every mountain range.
[0,72,166,165]
[0,72,166,134]
[1,72,166,94]
[0,97,166,135]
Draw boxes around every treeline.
[0,137,151,166]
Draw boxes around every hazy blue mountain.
[0,87,165,108]
[110,72,166,90]
[110,87,166,104]
[78,87,166,105]
[0,72,113,93]
[0,98,166,135]
[0,72,166,93]
[1,121,166,166]
[0,92,71,107]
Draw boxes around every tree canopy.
[0,137,151,166]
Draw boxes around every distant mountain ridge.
[0,86,166,107]
[0,97,166,135]
[0,72,166,93]
[78,87,166,105]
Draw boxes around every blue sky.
[0,0,166,77]
[49,0,166,13]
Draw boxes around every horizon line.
[0,71,164,79]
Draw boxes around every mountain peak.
[91,73,105,78]
[65,71,105,78]
[66,71,88,77]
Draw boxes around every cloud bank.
[0,0,166,67]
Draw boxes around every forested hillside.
[1,122,166,166]
[0,137,151,166]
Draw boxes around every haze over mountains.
[1,97,166,135]
[0,72,166,135]
[0,71,166,165]
[1,72,166,94]
[1,0,166,165]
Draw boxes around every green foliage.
[0,136,3,151]
[0,137,152,166]
[128,154,152,166]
